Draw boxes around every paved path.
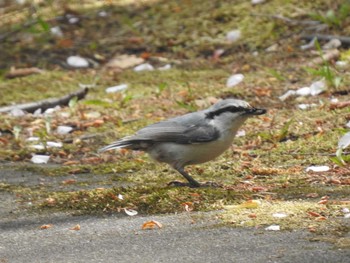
[1,210,349,263]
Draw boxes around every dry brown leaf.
[253,87,272,97]
[105,54,144,70]
[141,220,162,230]
[251,186,267,192]
[181,202,194,212]
[40,224,53,230]
[318,200,328,205]
[45,197,56,205]
[6,67,44,79]
[308,211,321,217]
[62,179,77,185]
[69,224,81,231]
[63,160,80,166]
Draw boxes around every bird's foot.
[167,181,199,188]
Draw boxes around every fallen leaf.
[105,54,144,69]
[45,198,56,205]
[62,179,77,185]
[69,224,81,231]
[248,213,257,218]
[318,200,328,205]
[308,211,321,217]
[63,160,80,165]
[308,226,317,232]
[253,87,272,97]
[40,224,53,230]
[141,220,163,230]
[181,202,194,212]
[140,52,151,59]
[251,186,267,192]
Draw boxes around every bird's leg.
[174,167,201,188]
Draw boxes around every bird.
[99,99,266,187]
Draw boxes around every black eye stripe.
[206,106,248,119]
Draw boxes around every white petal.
[338,132,350,149]
[158,64,172,71]
[279,90,296,101]
[31,155,50,164]
[226,74,244,88]
[322,38,341,50]
[296,87,311,96]
[118,194,124,200]
[26,137,40,142]
[56,126,73,135]
[265,225,280,231]
[298,103,317,110]
[310,80,327,96]
[272,213,288,218]
[133,63,154,72]
[306,165,330,172]
[50,26,63,38]
[124,208,138,216]
[10,108,25,117]
[251,0,265,4]
[300,37,316,50]
[68,17,79,24]
[30,145,45,150]
[67,56,89,68]
[105,84,128,93]
[98,11,108,17]
[226,30,241,42]
[236,130,246,137]
[47,141,63,148]
[336,60,348,67]
[342,208,349,214]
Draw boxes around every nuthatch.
[99,99,266,187]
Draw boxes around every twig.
[0,87,89,114]
[300,34,350,46]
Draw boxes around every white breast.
[148,132,235,168]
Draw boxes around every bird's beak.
[246,108,267,115]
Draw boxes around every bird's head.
[205,99,266,130]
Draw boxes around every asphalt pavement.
[1,210,349,263]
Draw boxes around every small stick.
[0,87,89,114]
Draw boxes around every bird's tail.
[98,139,134,153]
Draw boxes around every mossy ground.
[0,0,350,246]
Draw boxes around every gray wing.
[134,120,220,144]
[99,111,219,152]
